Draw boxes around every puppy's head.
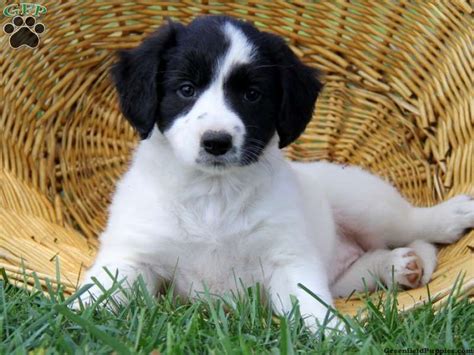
[112,16,322,172]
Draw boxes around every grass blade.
[54,304,131,354]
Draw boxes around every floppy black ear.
[276,42,323,148]
[111,22,181,139]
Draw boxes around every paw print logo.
[3,16,45,49]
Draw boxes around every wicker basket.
[0,1,472,315]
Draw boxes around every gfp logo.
[2,3,47,49]
[3,3,47,17]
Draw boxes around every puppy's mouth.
[195,151,240,170]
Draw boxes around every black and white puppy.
[79,16,474,330]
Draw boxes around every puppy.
[78,16,474,331]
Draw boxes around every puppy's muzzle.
[201,130,233,156]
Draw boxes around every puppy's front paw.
[69,294,93,311]
[384,248,424,289]
[68,283,103,311]
[303,313,347,336]
[69,284,125,312]
[323,316,347,336]
[431,195,474,243]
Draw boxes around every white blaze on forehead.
[216,22,255,83]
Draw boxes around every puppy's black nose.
[201,131,233,156]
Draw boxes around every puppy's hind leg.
[410,195,474,245]
[293,162,474,248]
[407,240,437,285]
[330,240,437,298]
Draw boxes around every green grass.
[0,271,473,354]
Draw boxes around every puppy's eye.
[178,84,196,98]
[243,88,261,103]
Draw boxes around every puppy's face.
[113,16,322,172]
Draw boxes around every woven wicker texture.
[0,1,473,315]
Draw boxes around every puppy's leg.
[269,262,340,332]
[331,240,437,297]
[293,162,474,248]
[74,250,159,309]
[331,250,388,297]
[411,195,474,244]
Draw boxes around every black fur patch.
[158,17,230,133]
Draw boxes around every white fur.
[78,24,474,331]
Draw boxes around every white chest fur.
[165,172,278,296]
